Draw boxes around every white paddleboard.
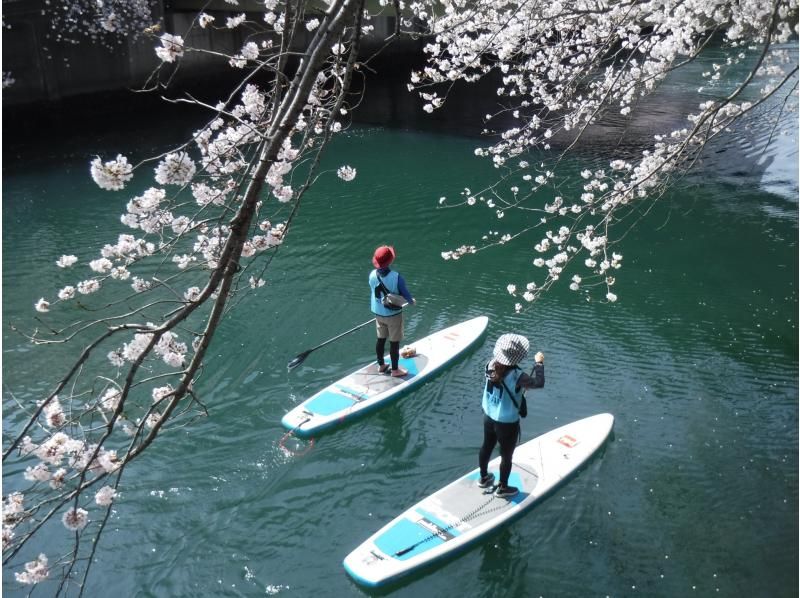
[343,413,614,587]
[281,316,489,438]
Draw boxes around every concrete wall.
[1,1,413,106]
[1,2,508,142]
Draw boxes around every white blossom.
[99,388,121,411]
[152,385,173,403]
[49,468,67,490]
[34,298,50,313]
[61,508,89,531]
[14,553,49,585]
[155,33,184,63]
[95,486,117,506]
[56,255,78,268]
[154,153,196,186]
[90,155,133,191]
[77,280,101,294]
[131,277,152,293]
[24,463,51,482]
[44,398,65,428]
[89,258,113,273]
[184,286,201,302]
[273,185,293,202]
[226,13,246,28]
[337,165,357,181]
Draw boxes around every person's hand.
[534,351,544,364]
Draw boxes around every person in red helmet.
[369,245,416,377]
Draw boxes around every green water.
[3,104,798,596]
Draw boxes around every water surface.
[2,74,798,597]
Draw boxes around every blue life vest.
[369,269,401,317]
[482,367,524,423]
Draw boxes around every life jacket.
[369,269,401,317]
[481,364,524,423]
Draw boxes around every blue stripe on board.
[398,357,419,377]
[304,391,355,416]
[374,518,446,561]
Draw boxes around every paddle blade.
[287,350,311,370]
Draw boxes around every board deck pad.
[343,413,615,587]
[282,317,487,437]
[374,468,537,561]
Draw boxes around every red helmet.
[372,245,396,268]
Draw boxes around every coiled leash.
[394,493,509,557]
[278,416,315,457]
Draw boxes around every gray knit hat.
[493,334,530,366]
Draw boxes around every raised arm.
[518,352,545,389]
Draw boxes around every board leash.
[278,417,315,457]
[393,493,510,557]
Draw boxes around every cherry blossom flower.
[226,14,246,28]
[337,165,356,181]
[152,385,173,403]
[14,553,49,585]
[95,486,117,506]
[34,298,50,313]
[107,349,125,367]
[90,154,133,191]
[155,153,196,186]
[49,468,67,490]
[3,492,25,521]
[62,508,89,531]
[184,287,201,302]
[89,258,113,273]
[155,33,184,63]
[24,463,51,483]
[273,185,293,202]
[56,255,78,268]
[131,277,152,293]
[44,398,65,428]
[58,286,76,300]
[77,280,101,294]
[3,525,15,549]
[99,388,121,411]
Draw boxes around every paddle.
[286,301,412,370]
[287,317,377,370]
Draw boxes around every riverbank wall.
[3,0,513,152]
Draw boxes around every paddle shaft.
[286,317,375,369]
[306,317,376,353]
[287,302,411,369]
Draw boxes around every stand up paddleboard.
[343,413,614,587]
[281,316,489,438]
